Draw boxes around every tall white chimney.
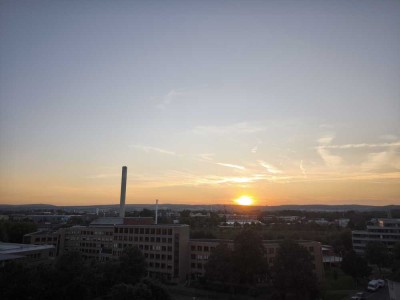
[119,166,127,218]
[155,199,159,224]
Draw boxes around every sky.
[0,0,399,206]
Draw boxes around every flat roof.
[189,239,318,244]
[90,217,124,225]
[116,224,189,228]
[0,242,54,254]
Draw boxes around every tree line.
[0,247,171,300]
[201,229,320,300]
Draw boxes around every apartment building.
[189,239,324,281]
[352,218,400,254]
[23,229,65,256]
[113,223,190,282]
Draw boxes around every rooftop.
[0,242,54,254]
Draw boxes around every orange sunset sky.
[1,1,399,206]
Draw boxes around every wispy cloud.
[193,122,265,135]
[130,145,176,155]
[361,145,400,171]
[216,163,246,170]
[300,160,307,178]
[156,88,187,109]
[318,141,400,149]
[316,135,342,167]
[258,160,282,174]
[197,153,215,161]
[85,173,119,179]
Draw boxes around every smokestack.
[155,199,159,224]
[119,166,127,218]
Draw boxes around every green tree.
[119,246,147,284]
[365,241,389,274]
[110,279,171,300]
[272,240,319,300]
[54,251,89,299]
[232,229,269,284]
[0,221,37,243]
[139,209,155,218]
[341,251,371,286]
[204,243,234,284]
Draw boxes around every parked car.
[377,279,385,288]
[367,280,380,292]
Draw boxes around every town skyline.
[1,1,399,206]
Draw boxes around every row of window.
[26,252,43,259]
[148,262,173,269]
[114,243,173,252]
[114,236,172,243]
[190,254,209,260]
[34,237,57,242]
[190,245,215,252]
[353,234,400,239]
[114,227,173,235]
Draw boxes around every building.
[189,239,324,281]
[23,229,65,256]
[0,242,55,266]
[352,218,400,254]
[113,222,190,282]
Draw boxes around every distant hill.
[0,203,399,212]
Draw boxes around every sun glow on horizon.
[234,195,254,206]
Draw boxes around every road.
[363,286,389,300]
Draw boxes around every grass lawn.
[322,267,363,300]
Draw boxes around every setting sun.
[234,195,254,206]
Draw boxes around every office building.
[352,218,400,254]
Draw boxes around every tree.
[272,240,319,300]
[54,251,89,299]
[119,246,147,284]
[204,243,234,284]
[365,241,389,274]
[0,221,37,243]
[110,279,171,300]
[232,229,269,284]
[341,251,371,286]
[139,209,154,218]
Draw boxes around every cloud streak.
[193,122,265,135]
[216,163,246,170]
[318,141,400,149]
[156,88,187,109]
[130,145,176,155]
[258,160,282,174]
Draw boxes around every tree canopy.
[272,239,319,300]
[341,251,371,285]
